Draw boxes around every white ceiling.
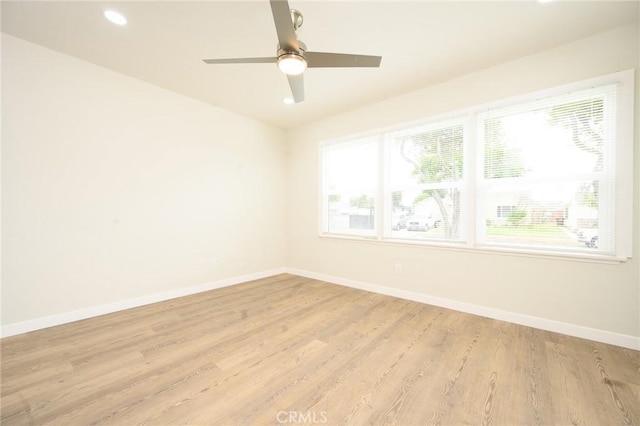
[2,1,638,129]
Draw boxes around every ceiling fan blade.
[306,52,382,68]
[203,57,277,64]
[269,0,299,52]
[287,74,304,103]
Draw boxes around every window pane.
[323,138,378,236]
[391,124,463,184]
[480,84,617,254]
[481,181,602,250]
[484,97,606,180]
[388,122,464,241]
[387,188,461,241]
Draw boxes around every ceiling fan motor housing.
[277,40,306,57]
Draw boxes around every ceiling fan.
[202,0,382,103]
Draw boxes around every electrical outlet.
[210,258,218,268]
[394,263,403,274]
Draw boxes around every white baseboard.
[4,267,638,351]
[285,268,640,351]
[0,268,286,338]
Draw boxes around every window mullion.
[464,112,476,247]
[378,133,386,240]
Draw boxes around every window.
[321,136,378,237]
[320,70,634,260]
[386,119,465,242]
[478,83,619,253]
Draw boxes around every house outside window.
[496,206,516,218]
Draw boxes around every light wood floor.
[1,274,638,425]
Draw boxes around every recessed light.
[537,0,553,3]
[104,10,127,26]
[282,97,295,105]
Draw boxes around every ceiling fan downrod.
[290,9,303,31]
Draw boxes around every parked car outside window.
[577,228,598,248]
[407,215,435,231]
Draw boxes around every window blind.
[479,84,617,253]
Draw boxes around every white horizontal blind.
[386,119,465,241]
[478,84,617,254]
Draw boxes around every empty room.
[1,0,639,424]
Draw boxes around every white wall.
[1,35,286,326]
[286,25,640,343]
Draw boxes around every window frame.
[383,118,467,243]
[318,69,634,262]
[475,82,620,255]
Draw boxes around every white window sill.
[318,233,629,264]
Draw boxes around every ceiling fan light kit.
[277,52,307,75]
[202,0,381,103]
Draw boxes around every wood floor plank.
[2,273,638,425]
[227,301,437,425]
[163,296,413,425]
